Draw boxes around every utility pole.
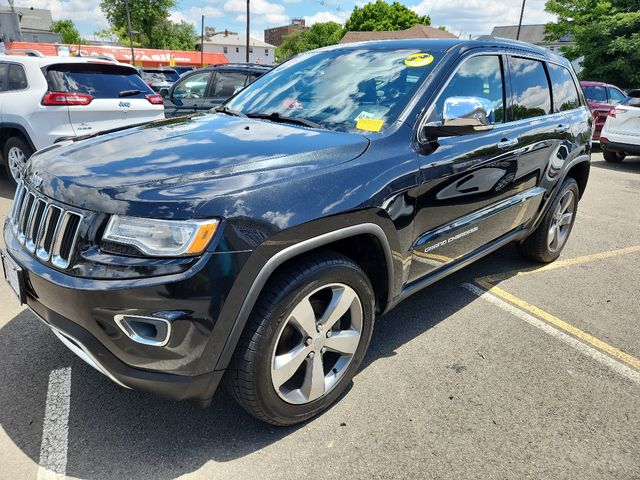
[124,0,135,66]
[516,0,526,41]
[245,0,250,63]
[201,15,204,68]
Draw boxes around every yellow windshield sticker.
[356,118,384,132]
[405,52,434,67]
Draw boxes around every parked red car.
[580,81,628,141]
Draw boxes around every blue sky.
[36,0,555,44]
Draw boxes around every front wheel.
[226,252,375,426]
[518,177,579,263]
[603,150,625,163]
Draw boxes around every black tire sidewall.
[251,262,375,425]
[602,150,624,163]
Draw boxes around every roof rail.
[3,49,44,57]
[79,53,118,62]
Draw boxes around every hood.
[28,114,370,218]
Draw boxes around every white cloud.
[40,0,109,28]
[304,10,349,26]
[224,0,288,26]
[411,0,555,37]
[169,6,223,28]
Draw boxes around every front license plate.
[2,251,25,304]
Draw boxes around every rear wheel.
[226,252,375,426]
[603,150,625,163]
[518,178,579,263]
[4,136,34,183]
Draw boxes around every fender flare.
[213,223,395,371]
[0,122,37,152]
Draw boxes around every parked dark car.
[162,63,271,117]
[2,38,592,426]
[580,81,628,141]
[138,66,180,92]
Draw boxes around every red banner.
[5,41,228,67]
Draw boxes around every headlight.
[103,215,219,257]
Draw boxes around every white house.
[201,31,276,65]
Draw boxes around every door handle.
[497,138,519,149]
[554,125,570,134]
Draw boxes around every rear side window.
[211,71,248,100]
[7,64,28,90]
[509,57,552,120]
[0,63,7,92]
[582,86,606,103]
[607,87,626,105]
[547,63,580,112]
[45,63,152,99]
[435,55,505,123]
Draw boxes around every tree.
[151,20,197,51]
[100,0,176,48]
[344,0,431,32]
[276,22,344,62]
[545,0,640,87]
[51,20,83,45]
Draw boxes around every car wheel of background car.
[518,177,579,263]
[4,137,34,184]
[226,251,375,426]
[603,150,625,163]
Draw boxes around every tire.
[518,177,579,263]
[603,150,625,163]
[3,136,34,183]
[226,251,375,426]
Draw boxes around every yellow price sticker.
[404,52,434,67]
[356,118,384,132]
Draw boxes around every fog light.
[114,314,171,347]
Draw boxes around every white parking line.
[37,367,71,480]
[462,283,640,385]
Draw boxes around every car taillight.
[146,94,164,105]
[609,108,627,118]
[42,91,93,106]
[600,136,609,143]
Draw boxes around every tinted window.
[435,55,504,123]
[7,64,27,90]
[510,57,552,120]
[583,86,606,103]
[0,63,7,92]
[211,71,249,100]
[226,48,442,133]
[547,63,580,112]
[140,69,179,83]
[172,71,212,99]
[46,64,152,99]
[607,87,626,105]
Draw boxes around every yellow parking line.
[482,245,640,283]
[476,277,640,371]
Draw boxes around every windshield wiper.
[213,105,246,117]
[245,111,321,129]
[118,89,142,97]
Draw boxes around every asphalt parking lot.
[0,152,638,480]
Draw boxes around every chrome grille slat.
[11,181,84,270]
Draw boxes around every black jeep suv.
[2,38,592,425]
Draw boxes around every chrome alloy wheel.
[548,189,575,252]
[7,146,27,182]
[271,283,363,405]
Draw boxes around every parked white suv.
[600,92,640,163]
[0,54,165,182]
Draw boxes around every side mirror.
[159,88,169,99]
[423,96,495,138]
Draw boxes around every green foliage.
[545,0,640,87]
[51,20,83,45]
[344,0,431,32]
[100,0,196,50]
[276,22,344,62]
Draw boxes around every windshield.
[141,70,179,83]
[225,47,441,133]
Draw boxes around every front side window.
[7,64,27,90]
[582,85,606,103]
[225,48,442,133]
[172,71,212,99]
[547,63,580,112]
[607,87,626,105]
[509,57,552,120]
[433,55,505,124]
[0,63,7,92]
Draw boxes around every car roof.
[201,63,272,73]
[580,81,618,88]
[0,54,136,69]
